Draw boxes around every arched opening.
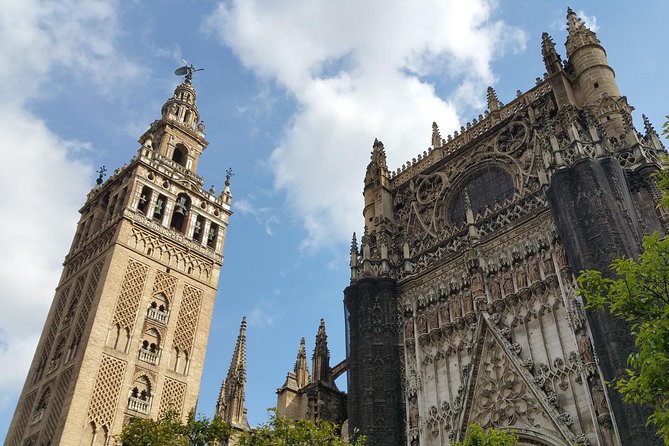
[48,338,66,374]
[152,194,167,221]
[170,193,191,233]
[207,223,219,249]
[147,293,169,324]
[181,350,190,375]
[65,336,79,363]
[128,375,152,414]
[139,328,161,364]
[137,186,153,215]
[172,144,188,167]
[192,215,206,242]
[448,165,515,226]
[32,387,50,423]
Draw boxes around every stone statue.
[417,315,428,334]
[528,256,541,283]
[471,272,484,295]
[409,396,419,429]
[514,263,527,288]
[579,336,595,364]
[428,311,439,331]
[490,275,502,300]
[502,267,514,295]
[542,250,556,275]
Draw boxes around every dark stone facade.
[344,278,405,446]
[547,157,663,446]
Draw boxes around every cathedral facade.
[5,74,232,445]
[344,9,665,446]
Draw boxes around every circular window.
[449,166,514,225]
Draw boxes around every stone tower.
[4,73,232,446]
[276,320,347,425]
[345,9,665,446]
[216,316,250,437]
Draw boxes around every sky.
[0,0,667,439]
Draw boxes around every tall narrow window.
[193,215,205,242]
[207,223,218,249]
[137,186,152,214]
[170,193,190,233]
[172,144,188,167]
[153,194,167,221]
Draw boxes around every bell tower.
[5,72,232,446]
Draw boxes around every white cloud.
[234,198,280,236]
[205,0,526,250]
[577,10,599,32]
[0,0,140,418]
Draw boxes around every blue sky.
[0,0,667,438]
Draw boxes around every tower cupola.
[564,8,628,140]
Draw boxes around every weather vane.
[174,59,204,83]
[225,167,234,185]
[96,165,107,185]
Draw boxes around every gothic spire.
[294,337,310,388]
[215,317,249,429]
[311,319,332,384]
[431,122,442,148]
[364,139,390,195]
[486,86,502,112]
[565,7,601,58]
[541,32,563,75]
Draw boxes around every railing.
[147,307,168,324]
[127,396,150,414]
[138,348,160,365]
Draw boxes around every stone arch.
[172,144,188,167]
[445,161,516,226]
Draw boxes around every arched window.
[207,223,219,249]
[128,375,152,414]
[147,293,169,324]
[153,194,167,221]
[139,328,161,365]
[170,193,191,233]
[32,387,50,423]
[48,338,66,374]
[137,186,153,214]
[193,215,206,242]
[449,165,514,226]
[172,144,188,167]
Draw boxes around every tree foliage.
[578,234,669,443]
[451,423,517,446]
[116,410,229,446]
[238,411,365,446]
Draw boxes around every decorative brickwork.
[151,270,178,300]
[40,367,74,443]
[159,378,187,416]
[5,390,36,446]
[111,259,149,332]
[74,260,105,341]
[88,354,127,429]
[172,283,203,354]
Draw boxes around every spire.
[311,319,332,384]
[642,115,657,137]
[486,87,502,112]
[215,317,249,429]
[294,337,310,388]
[221,167,234,206]
[565,8,601,58]
[431,122,442,148]
[541,32,563,75]
[138,72,209,175]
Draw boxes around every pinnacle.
[486,86,502,112]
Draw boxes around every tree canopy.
[237,411,365,446]
[115,410,229,446]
